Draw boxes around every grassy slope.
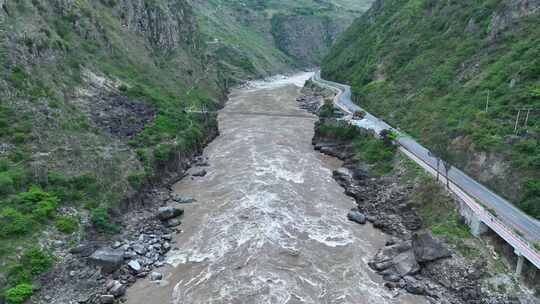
[0,0,222,298]
[193,0,372,80]
[322,0,540,218]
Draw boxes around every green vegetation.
[54,216,79,234]
[318,122,397,175]
[193,0,371,81]
[353,134,396,175]
[318,123,360,141]
[322,0,540,218]
[90,208,119,234]
[0,0,221,296]
[5,283,33,304]
[318,101,336,118]
[2,247,52,301]
[403,156,481,257]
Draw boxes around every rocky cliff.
[322,0,540,219]
[193,0,373,82]
[271,14,345,65]
[0,0,222,301]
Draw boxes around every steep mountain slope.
[322,0,540,218]
[193,0,373,82]
[0,0,223,299]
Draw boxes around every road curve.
[312,72,540,244]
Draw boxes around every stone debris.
[157,207,184,221]
[191,169,207,177]
[88,249,124,274]
[347,210,367,225]
[171,194,196,204]
[34,187,184,303]
[127,260,142,273]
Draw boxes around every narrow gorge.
[0,0,538,303]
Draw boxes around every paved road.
[312,72,540,244]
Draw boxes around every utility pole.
[485,90,490,112]
[524,109,531,128]
[514,110,521,135]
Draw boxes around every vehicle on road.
[352,110,366,120]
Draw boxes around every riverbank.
[29,126,219,304]
[123,72,426,303]
[300,82,538,303]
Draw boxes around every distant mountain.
[193,0,373,83]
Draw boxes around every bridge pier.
[515,252,525,276]
[470,215,488,237]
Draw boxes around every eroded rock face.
[271,14,344,65]
[489,0,540,39]
[85,92,156,139]
[115,0,199,53]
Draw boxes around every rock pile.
[34,197,182,304]
[369,233,451,297]
[83,214,173,303]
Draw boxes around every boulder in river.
[158,207,183,221]
[150,272,163,281]
[192,169,207,177]
[164,217,182,228]
[171,194,196,204]
[392,251,420,277]
[347,210,367,224]
[108,280,126,297]
[412,232,451,263]
[403,276,426,295]
[88,248,124,273]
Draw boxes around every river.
[126,73,425,304]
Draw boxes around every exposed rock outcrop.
[271,14,344,65]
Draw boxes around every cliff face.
[0,0,223,296]
[322,0,540,218]
[115,0,198,52]
[271,14,345,66]
[193,0,373,82]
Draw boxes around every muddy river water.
[126,73,425,304]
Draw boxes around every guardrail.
[312,73,540,270]
[400,146,540,270]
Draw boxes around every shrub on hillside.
[5,283,33,304]
[14,187,59,221]
[90,207,119,233]
[127,172,146,190]
[21,247,53,276]
[6,247,53,288]
[0,208,31,237]
[318,101,335,118]
[520,180,540,219]
[318,123,359,141]
[0,172,15,195]
[54,216,79,234]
